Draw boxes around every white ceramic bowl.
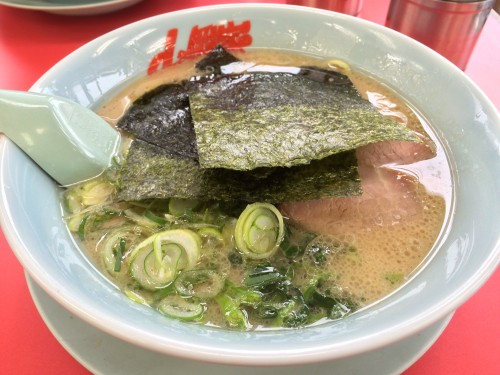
[1,4,499,366]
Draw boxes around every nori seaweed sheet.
[189,72,420,170]
[115,47,420,203]
[195,44,241,74]
[117,140,361,203]
[116,83,198,160]
[298,66,353,85]
[115,45,238,158]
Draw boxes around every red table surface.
[0,1,498,374]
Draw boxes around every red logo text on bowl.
[148,20,252,75]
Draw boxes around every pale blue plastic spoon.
[0,89,120,186]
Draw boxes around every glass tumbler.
[386,0,495,70]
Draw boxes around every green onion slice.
[174,269,224,299]
[144,210,168,225]
[130,245,177,290]
[101,227,135,275]
[234,203,285,259]
[124,286,151,305]
[198,227,224,242]
[157,295,204,321]
[124,209,161,229]
[81,181,115,206]
[153,229,202,270]
[78,215,89,241]
[128,229,202,290]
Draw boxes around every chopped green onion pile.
[64,179,360,329]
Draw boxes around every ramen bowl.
[1,4,499,367]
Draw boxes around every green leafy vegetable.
[113,238,125,272]
[215,281,263,329]
[280,224,316,259]
[245,265,287,288]
[244,265,311,328]
[100,228,135,275]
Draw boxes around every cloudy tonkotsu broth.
[73,50,450,328]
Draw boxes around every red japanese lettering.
[177,20,252,60]
[147,28,178,75]
[147,20,252,75]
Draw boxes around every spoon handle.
[0,90,120,186]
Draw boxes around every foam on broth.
[91,49,451,326]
